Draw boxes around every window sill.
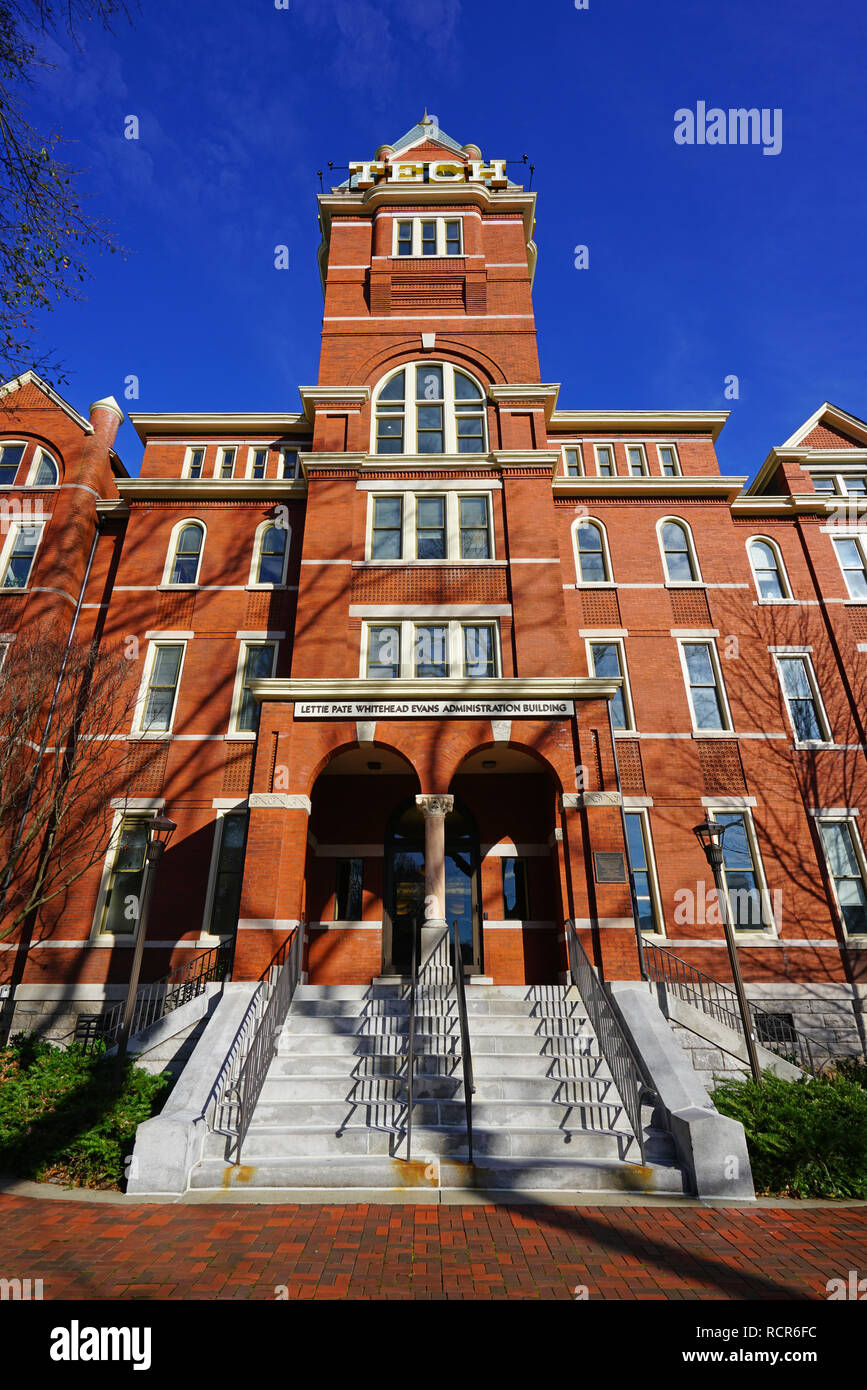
[575,581,616,590]
[0,587,28,595]
[355,559,504,568]
[793,741,836,751]
[128,731,173,742]
[158,584,200,592]
[226,732,256,741]
[665,582,706,590]
[245,583,288,591]
[755,598,798,606]
[690,729,736,738]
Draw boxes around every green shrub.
[712,1068,867,1199]
[0,1034,171,1189]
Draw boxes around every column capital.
[415,793,454,819]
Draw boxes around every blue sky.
[23,0,867,480]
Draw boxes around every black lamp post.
[692,819,761,1082]
[114,814,176,1078]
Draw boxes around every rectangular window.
[415,624,449,677]
[372,496,403,559]
[502,857,529,920]
[1,521,43,589]
[444,220,462,256]
[459,496,490,558]
[100,818,149,935]
[812,476,837,493]
[588,641,631,729]
[595,445,615,477]
[420,221,437,256]
[416,496,445,559]
[776,655,829,744]
[833,537,867,599]
[209,813,248,935]
[367,625,400,678]
[844,477,867,495]
[564,447,583,477]
[236,643,276,733]
[187,448,205,479]
[711,811,768,930]
[627,445,648,476]
[463,624,496,677]
[218,447,236,479]
[250,448,268,479]
[818,819,867,936]
[141,644,183,733]
[681,641,729,731]
[0,443,25,486]
[624,812,659,934]
[335,858,364,920]
[659,445,679,477]
[281,448,299,479]
[396,221,413,256]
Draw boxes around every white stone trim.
[248,793,311,811]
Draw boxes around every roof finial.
[422,108,432,125]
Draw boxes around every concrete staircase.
[190,970,688,1198]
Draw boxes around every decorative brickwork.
[696,740,748,793]
[581,589,621,626]
[616,740,645,793]
[244,591,273,626]
[847,608,867,641]
[156,589,196,628]
[351,564,508,604]
[222,747,254,795]
[121,740,169,796]
[670,588,711,625]
[801,424,859,449]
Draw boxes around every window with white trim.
[137,643,185,734]
[563,446,583,477]
[626,445,648,477]
[248,447,268,480]
[250,520,289,586]
[1,520,44,589]
[594,444,616,477]
[366,491,493,562]
[363,620,499,679]
[817,818,867,936]
[280,447,300,479]
[775,654,831,745]
[184,447,205,479]
[372,363,486,456]
[748,538,791,601]
[660,518,700,583]
[572,518,612,584]
[166,521,204,586]
[27,449,58,486]
[0,442,25,487]
[217,447,237,479]
[393,217,463,257]
[658,444,680,477]
[707,808,773,931]
[832,536,867,599]
[587,639,633,729]
[207,812,249,936]
[678,640,731,731]
[232,642,277,733]
[98,816,150,936]
[624,811,661,934]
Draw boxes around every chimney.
[88,395,124,449]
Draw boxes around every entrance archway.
[383,798,482,976]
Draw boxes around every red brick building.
[2,117,866,1058]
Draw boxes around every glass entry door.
[389,847,425,976]
[383,800,482,976]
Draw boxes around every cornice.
[297,385,371,424]
[128,413,308,443]
[116,479,308,501]
[731,494,842,517]
[318,186,536,249]
[488,384,561,421]
[548,409,729,441]
[553,475,747,501]
[250,676,620,703]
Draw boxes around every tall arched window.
[659,519,700,582]
[252,522,288,585]
[373,363,487,455]
[27,449,59,486]
[167,522,204,585]
[748,538,790,600]
[573,518,611,584]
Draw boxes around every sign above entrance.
[294,700,574,720]
[348,159,508,189]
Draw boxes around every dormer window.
[372,363,486,456]
[393,218,463,257]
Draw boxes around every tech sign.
[348,159,508,189]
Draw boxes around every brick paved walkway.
[0,1196,865,1299]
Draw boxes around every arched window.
[27,449,59,486]
[659,519,700,583]
[0,442,26,486]
[251,521,289,586]
[167,522,204,585]
[572,517,611,584]
[372,363,487,456]
[748,538,790,601]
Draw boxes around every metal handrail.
[226,922,306,1162]
[405,916,419,1162]
[566,921,653,1164]
[65,941,232,1054]
[643,938,833,1077]
[452,919,475,1164]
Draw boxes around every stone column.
[415,793,453,971]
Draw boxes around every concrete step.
[295,984,577,1001]
[290,997,590,1020]
[259,1073,622,1104]
[269,1050,610,1079]
[282,1013,596,1037]
[248,1098,631,1133]
[277,1031,600,1058]
[189,1152,687,1195]
[227,1122,636,1163]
